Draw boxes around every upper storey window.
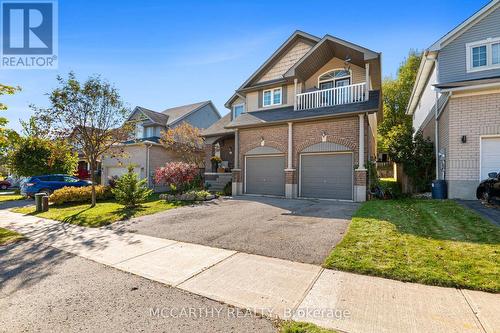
[233,103,244,118]
[467,37,500,72]
[263,88,282,107]
[318,69,351,89]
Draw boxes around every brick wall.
[446,92,500,181]
[237,115,369,187]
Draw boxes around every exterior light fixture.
[461,135,467,144]
[321,131,327,142]
[260,137,265,146]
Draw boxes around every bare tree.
[36,72,132,207]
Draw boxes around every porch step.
[205,174,232,192]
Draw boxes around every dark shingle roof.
[434,75,500,89]
[201,113,234,137]
[136,107,169,125]
[162,101,211,125]
[226,90,380,128]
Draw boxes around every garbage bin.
[34,193,44,212]
[431,180,447,199]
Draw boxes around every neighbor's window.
[492,43,500,65]
[233,104,244,118]
[263,88,282,107]
[467,38,500,72]
[135,123,144,138]
[472,45,487,68]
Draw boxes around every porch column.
[355,113,367,202]
[293,78,298,110]
[285,122,296,198]
[231,129,242,195]
[365,62,370,100]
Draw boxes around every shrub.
[155,162,199,193]
[223,181,232,196]
[50,185,112,205]
[160,190,212,202]
[112,166,152,208]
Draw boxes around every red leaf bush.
[155,162,199,193]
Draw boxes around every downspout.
[145,142,153,188]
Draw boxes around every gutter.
[224,108,379,130]
[145,142,153,188]
[438,81,500,93]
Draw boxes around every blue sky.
[1,0,490,133]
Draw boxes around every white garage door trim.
[480,135,500,180]
[298,151,354,201]
[244,154,285,197]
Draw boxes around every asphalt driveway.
[457,200,500,226]
[113,197,359,264]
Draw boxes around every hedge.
[49,185,113,205]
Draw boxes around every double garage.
[244,144,353,200]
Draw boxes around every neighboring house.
[202,30,382,201]
[407,0,500,200]
[101,101,220,189]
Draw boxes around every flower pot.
[217,167,225,173]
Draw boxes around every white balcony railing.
[295,82,368,111]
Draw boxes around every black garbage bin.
[431,180,447,199]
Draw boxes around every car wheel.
[479,189,491,203]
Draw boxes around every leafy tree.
[378,51,422,147]
[9,137,78,177]
[34,72,132,207]
[0,84,21,167]
[160,122,204,165]
[385,125,434,192]
[111,165,152,208]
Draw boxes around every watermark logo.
[1,0,58,69]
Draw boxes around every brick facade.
[235,115,370,198]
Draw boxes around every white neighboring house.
[407,0,500,200]
[101,101,220,190]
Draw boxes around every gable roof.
[127,101,220,127]
[161,100,219,126]
[407,0,500,115]
[429,0,500,51]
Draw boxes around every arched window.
[318,69,351,90]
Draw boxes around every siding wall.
[439,5,500,83]
[172,104,220,130]
[413,66,439,132]
[257,41,313,83]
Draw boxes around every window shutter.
[258,90,263,108]
[282,85,287,105]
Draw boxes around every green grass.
[12,194,186,227]
[0,228,25,245]
[280,322,338,333]
[324,199,500,292]
[0,194,24,202]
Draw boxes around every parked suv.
[476,172,500,203]
[21,174,92,198]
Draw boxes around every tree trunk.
[90,159,96,207]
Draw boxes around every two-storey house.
[203,31,382,201]
[101,100,220,189]
[407,0,500,200]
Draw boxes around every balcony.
[295,82,368,111]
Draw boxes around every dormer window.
[135,123,144,138]
[466,37,500,72]
[233,103,244,118]
[263,88,282,107]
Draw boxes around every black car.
[476,172,500,203]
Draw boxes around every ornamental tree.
[155,161,199,193]
[160,122,205,165]
[34,72,132,207]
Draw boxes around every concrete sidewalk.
[1,210,498,333]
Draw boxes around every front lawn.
[280,322,337,333]
[0,194,24,202]
[0,228,25,245]
[13,194,186,227]
[324,199,500,292]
